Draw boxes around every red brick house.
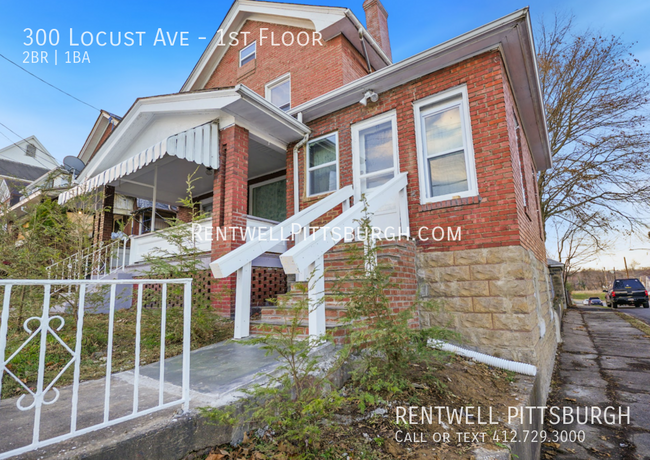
[60,0,557,399]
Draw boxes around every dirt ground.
[187,355,523,460]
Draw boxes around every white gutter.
[289,8,528,117]
[430,340,537,376]
[343,9,392,66]
[234,84,310,136]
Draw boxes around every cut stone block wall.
[417,245,558,402]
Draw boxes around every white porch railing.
[129,217,213,265]
[47,238,130,281]
[0,278,192,459]
[210,172,410,339]
[210,185,355,339]
[281,173,410,337]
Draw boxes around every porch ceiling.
[111,155,215,206]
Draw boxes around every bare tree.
[552,218,611,279]
[537,15,650,262]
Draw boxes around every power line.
[0,52,101,112]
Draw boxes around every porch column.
[93,185,115,244]
[211,125,249,318]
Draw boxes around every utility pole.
[624,257,630,278]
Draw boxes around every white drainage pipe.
[429,340,537,376]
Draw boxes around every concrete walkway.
[0,340,280,459]
[546,305,650,459]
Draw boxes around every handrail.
[210,185,354,279]
[47,237,129,280]
[280,173,409,275]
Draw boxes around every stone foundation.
[416,245,558,402]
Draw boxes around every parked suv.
[604,278,649,308]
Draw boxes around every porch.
[56,86,308,315]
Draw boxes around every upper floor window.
[307,133,338,197]
[239,41,256,67]
[413,86,478,204]
[25,144,36,158]
[266,74,291,111]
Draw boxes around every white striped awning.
[58,123,219,205]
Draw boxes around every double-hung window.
[239,41,256,67]
[266,74,291,111]
[414,86,477,203]
[306,133,338,196]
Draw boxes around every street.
[616,306,650,323]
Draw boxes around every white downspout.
[429,340,537,376]
[293,133,310,216]
[293,133,310,282]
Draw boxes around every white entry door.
[352,111,401,237]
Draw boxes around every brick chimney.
[362,0,391,61]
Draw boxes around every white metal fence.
[0,278,192,459]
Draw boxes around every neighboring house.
[0,178,30,207]
[0,135,58,172]
[59,0,557,406]
[0,136,59,209]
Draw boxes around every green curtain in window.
[250,179,287,222]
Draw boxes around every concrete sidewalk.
[0,340,280,459]
[544,306,650,459]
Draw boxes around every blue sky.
[0,0,649,268]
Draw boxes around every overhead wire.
[0,52,101,113]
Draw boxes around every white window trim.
[413,85,478,205]
[248,175,286,217]
[239,41,256,67]
[306,132,339,198]
[265,73,291,110]
[351,110,400,202]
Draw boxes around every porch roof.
[59,85,310,206]
[58,123,218,205]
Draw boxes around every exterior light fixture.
[359,90,379,106]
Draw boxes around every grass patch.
[572,291,606,301]
[2,306,232,399]
[614,311,650,337]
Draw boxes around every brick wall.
[324,239,420,329]
[205,20,369,107]
[502,79,547,262]
[290,50,547,264]
[211,124,249,318]
[93,185,114,243]
[176,206,193,223]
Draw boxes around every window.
[25,144,36,158]
[414,86,478,203]
[239,41,256,67]
[513,111,527,208]
[307,133,338,196]
[265,74,291,111]
[249,176,286,222]
[352,111,399,195]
